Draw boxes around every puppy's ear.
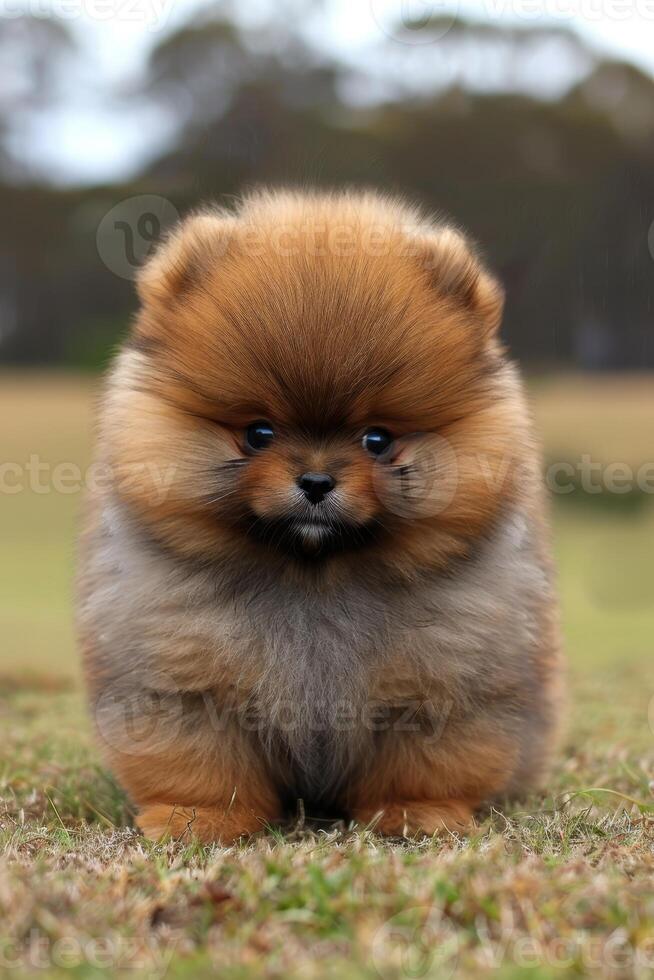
[417,226,504,335]
[136,210,235,306]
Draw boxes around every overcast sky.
[8,0,654,184]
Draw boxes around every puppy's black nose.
[298,472,335,505]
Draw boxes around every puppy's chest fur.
[80,499,551,801]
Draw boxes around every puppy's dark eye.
[245,421,275,451]
[362,427,392,456]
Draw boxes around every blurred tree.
[0,14,652,370]
[0,15,76,179]
[143,6,338,132]
[145,20,255,125]
[0,17,80,358]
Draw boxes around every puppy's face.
[104,193,529,577]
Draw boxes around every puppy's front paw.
[353,800,474,837]
[138,802,272,845]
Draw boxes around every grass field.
[1,373,653,979]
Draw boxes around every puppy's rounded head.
[103,190,531,577]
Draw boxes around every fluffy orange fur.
[78,189,563,843]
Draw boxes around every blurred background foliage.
[0,3,652,371]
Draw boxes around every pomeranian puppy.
[77,189,563,842]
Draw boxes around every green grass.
[1,373,653,978]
